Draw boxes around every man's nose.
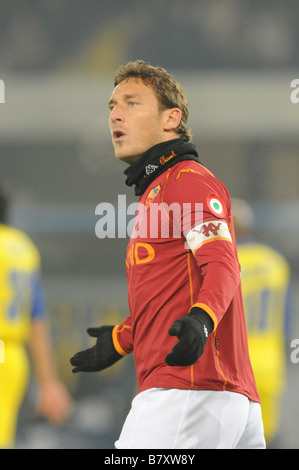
[110,104,124,123]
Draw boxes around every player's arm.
[189,231,241,326]
[29,274,72,424]
[70,316,133,373]
[165,171,240,366]
[30,318,72,424]
[166,234,239,367]
[28,273,57,383]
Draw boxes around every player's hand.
[36,379,72,425]
[70,325,122,373]
[165,307,213,367]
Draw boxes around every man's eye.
[128,101,137,106]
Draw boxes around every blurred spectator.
[0,177,72,449]
[232,198,292,448]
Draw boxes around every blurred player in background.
[0,178,72,449]
[71,60,265,449]
[232,198,292,448]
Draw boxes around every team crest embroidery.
[207,194,226,218]
[144,184,161,210]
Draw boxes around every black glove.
[165,307,214,367]
[70,325,123,373]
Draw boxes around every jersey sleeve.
[190,236,241,330]
[165,168,241,330]
[31,272,47,320]
[112,316,133,356]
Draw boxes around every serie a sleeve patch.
[186,220,232,253]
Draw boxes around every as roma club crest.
[144,184,161,211]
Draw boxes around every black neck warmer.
[124,138,202,196]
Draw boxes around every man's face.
[108,78,166,163]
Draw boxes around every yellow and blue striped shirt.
[237,240,291,394]
[0,224,45,344]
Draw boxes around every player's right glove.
[70,325,122,373]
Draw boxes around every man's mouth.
[113,130,126,141]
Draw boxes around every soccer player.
[0,179,72,449]
[232,198,292,447]
[70,60,265,449]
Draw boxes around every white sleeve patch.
[186,220,232,253]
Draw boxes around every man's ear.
[163,108,182,132]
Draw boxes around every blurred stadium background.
[0,0,298,448]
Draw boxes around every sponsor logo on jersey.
[126,242,155,266]
[186,220,232,253]
[145,164,159,175]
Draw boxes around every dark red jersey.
[112,159,260,402]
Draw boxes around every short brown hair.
[114,60,192,142]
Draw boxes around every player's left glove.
[165,307,214,367]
